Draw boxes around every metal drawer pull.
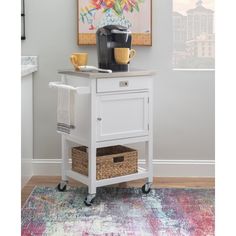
[97,117,102,121]
[113,156,124,163]
[119,81,129,87]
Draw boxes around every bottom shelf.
[66,167,150,188]
[96,167,149,187]
[66,169,89,185]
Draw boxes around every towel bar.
[49,81,90,94]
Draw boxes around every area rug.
[21,186,214,236]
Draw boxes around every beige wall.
[22,0,214,163]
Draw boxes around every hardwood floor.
[21,176,215,206]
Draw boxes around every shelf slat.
[96,136,149,148]
[66,170,89,185]
[95,167,149,187]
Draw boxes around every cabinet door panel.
[97,93,149,141]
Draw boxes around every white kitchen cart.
[49,69,155,206]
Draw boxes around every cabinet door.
[96,92,149,141]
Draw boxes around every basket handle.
[113,156,124,163]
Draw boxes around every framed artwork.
[77,0,152,46]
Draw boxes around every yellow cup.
[114,48,136,65]
[70,53,88,70]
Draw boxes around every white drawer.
[96,76,151,93]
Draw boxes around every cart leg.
[142,140,153,194]
[57,136,69,191]
[84,79,97,206]
[61,136,69,181]
[88,145,96,194]
[85,145,96,206]
[146,140,153,183]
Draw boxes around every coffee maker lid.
[97,25,131,35]
[111,28,131,34]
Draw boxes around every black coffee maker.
[96,25,132,72]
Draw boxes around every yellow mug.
[114,48,136,65]
[70,53,88,70]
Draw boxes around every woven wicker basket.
[72,145,138,180]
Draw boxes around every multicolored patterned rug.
[22,186,214,236]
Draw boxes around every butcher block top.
[58,68,156,79]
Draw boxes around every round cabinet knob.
[97,117,102,121]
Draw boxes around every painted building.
[186,0,214,41]
[186,33,215,58]
[173,0,215,68]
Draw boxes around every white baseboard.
[32,159,215,177]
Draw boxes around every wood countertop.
[58,68,156,79]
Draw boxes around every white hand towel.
[57,87,75,134]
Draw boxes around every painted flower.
[121,0,136,11]
[91,0,102,9]
[81,0,146,30]
[89,0,145,14]
[103,0,116,8]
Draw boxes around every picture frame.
[77,0,152,46]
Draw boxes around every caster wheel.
[84,194,96,206]
[84,200,92,207]
[57,182,67,192]
[142,183,151,194]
